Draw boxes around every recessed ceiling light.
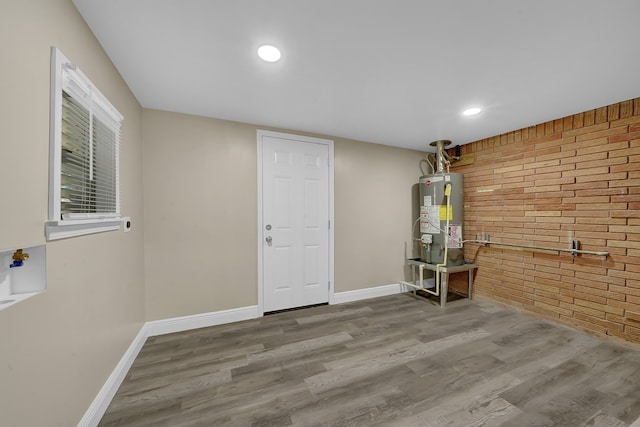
[257,45,281,62]
[463,107,482,116]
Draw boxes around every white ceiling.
[72,0,640,151]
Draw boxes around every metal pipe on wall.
[466,238,609,257]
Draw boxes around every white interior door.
[260,132,331,312]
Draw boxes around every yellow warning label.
[439,205,453,220]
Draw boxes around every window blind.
[47,47,124,240]
[59,64,121,220]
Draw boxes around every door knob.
[266,236,272,246]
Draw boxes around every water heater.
[418,141,464,266]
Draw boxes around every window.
[46,47,123,240]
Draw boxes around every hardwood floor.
[99,294,640,426]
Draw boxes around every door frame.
[257,130,335,316]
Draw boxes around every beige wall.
[334,138,424,291]
[0,1,145,426]
[11,2,638,424]
[143,111,259,319]
[143,109,425,320]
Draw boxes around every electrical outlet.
[123,217,132,232]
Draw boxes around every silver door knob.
[266,236,272,246]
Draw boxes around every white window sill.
[45,218,121,241]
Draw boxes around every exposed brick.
[463,97,640,345]
[609,130,640,143]
[562,209,613,217]
[619,100,635,119]
[610,163,638,173]
[624,324,640,337]
[577,140,629,156]
[574,298,624,316]
[606,312,627,325]
[574,202,627,211]
[562,122,610,137]
[522,279,561,294]
[610,225,640,233]
[526,147,563,160]
[577,217,626,225]
[576,188,627,197]
[561,301,606,319]
[609,146,640,158]
[608,329,640,342]
[534,301,573,317]
[525,132,564,145]
[608,104,620,122]
[583,111,596,127]
[595,107,608,124]
[610,178,640,188]
[576,172,627,183]
[560,315,609,335]
[577,156,627,169]
[522,159,560,170]
[540,289,573,304]
[560,151,607,165]
[611,210,640,218]
[608,300,638,314]
[575,126,627,142]
[573,312,625,332]
[560,289,606,305]
[575,285,626,301]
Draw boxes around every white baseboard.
[79,305,260,426]
[145,305,260,337]
[78,325,148,427]
[332,283,409,305]
[80,288,411,426]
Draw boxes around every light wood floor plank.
[99,294,640,426]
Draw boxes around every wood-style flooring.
[99,294,640,426]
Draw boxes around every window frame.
[46,47,123,241]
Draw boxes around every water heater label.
[439,205,454,220]
[448,225,462,248]
[423,196,432,206]
[419,206,428,233]
[428,176,444,183]
[420,205,440,234]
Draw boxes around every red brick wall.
[452,97,640,344]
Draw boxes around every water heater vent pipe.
[429,140,452,174]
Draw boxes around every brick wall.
[451,97,640,344]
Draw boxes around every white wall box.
[0,245,46,310]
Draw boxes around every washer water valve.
[9,249,29,268]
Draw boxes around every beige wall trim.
[78,326,148,427]
[145,305,260,337]
[332,283,410,305]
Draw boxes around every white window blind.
[46,47,123,240]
